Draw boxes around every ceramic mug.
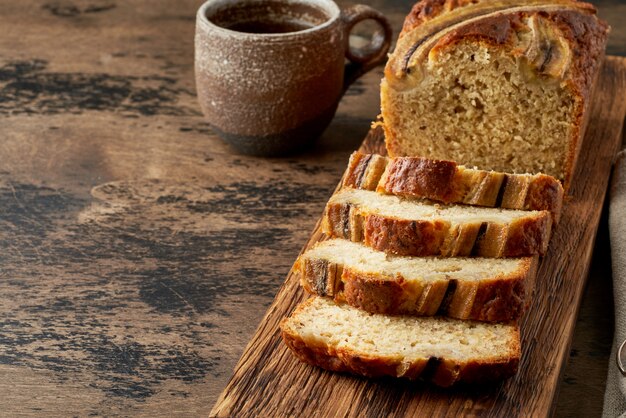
[195,0,392,156]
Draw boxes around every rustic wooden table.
[0,0,624,416]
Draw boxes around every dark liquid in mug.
[225,19,314,34]
[209,1,328,34]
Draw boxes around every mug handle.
[340,5,393,92]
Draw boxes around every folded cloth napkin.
[604,150,626,418]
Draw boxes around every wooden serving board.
[210,56,626,417]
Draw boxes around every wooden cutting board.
[210,56,626,417]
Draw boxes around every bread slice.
[343,151,564,223]
[381,0,608,188]
[298,239,537,322]
[280,296,520,386]
[322,188,552,257]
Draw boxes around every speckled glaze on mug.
[195,0,392,156]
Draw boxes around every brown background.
[0,0,624,416]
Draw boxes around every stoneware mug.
[195,0,392,156]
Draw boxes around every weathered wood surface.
[211,57,626,417]
[0,0,624,416]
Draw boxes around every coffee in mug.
[195,0,392,156]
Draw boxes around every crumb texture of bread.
[280,297,520,386]
[382,1,609,187]
[298,239,536,322]
[343,151,564,222]
[322,188,552,257]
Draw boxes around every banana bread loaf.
[381,0,609,188]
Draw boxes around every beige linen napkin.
[604,150,626,418]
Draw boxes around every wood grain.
[210,56,626,418]
[0,0,624,416]
[0,1,376,414]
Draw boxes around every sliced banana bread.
[381,0,608,187]
[280,296,520,387]
[343,151,564,222]
[298,239,537,322]
[322,188,552,257]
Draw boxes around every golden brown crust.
[364,215,450,257]
[549,9,607,186]
[401,0,480,37]
[322,200,553,257]
[342,152,389,192]
[279,300,521,387]
[381,156,459,202]
[503,216,551,255]
[390,0,604,81]
[298,251,538,322]
[431,9,521,49]
[398,0,601,37]
[343,152,564,222]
